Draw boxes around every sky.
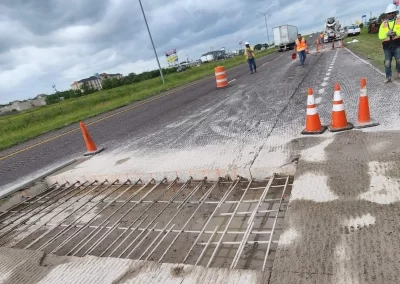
[0,0,389,104]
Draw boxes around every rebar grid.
[0,176,293,271]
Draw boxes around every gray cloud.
[0,0,387,104]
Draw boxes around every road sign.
[362,15,366,18]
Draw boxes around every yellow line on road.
[0,77,211,161]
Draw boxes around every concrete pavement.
[45,43,400,283]
[4,36,400,283]
[46,48,321,184]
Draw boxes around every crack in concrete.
[248,52,326,176]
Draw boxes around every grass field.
[0,48,275,151]
[345,27,385,70]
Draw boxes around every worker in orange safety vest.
[319,32,324,48]
[293,34,308,67]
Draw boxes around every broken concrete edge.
[0,247,270,283]
[0,159,77,200]
[45,164,298,185]
[83,147,105,156]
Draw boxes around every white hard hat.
[245,42,249,45]
[386,3,398,14]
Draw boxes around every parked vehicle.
[200,53,214,63]
[176,66,187,72]
[273,25,298,52]
[347,25,361,36]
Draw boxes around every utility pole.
[258,6,275,45]
[138,0,165,84]
[52,85,59,100]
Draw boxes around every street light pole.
[138,0,165,84]
[258,6,275,45]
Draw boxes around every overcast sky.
[0,0,388,104]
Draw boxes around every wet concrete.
[270,131,400,284]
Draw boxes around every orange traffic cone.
[302,88,327,135]
[80,121,104,156]
[339,39,344,48]
[328,83,354,132]
[354,78,379,129]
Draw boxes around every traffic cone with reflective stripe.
[302,88,327,135]
[354,78,379,129]
[80,121,104,156]
[328,83,354,132]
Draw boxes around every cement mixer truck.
[324,17,345,43]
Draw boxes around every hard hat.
[245,42,249,45]
[386,3,398,14]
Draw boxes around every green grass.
[0,48,275,151]
[345,27,385,70]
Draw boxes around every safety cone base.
[354,119,379,129]
[328,123,354,132]
[301,125,327,135]
[84,147,105,156]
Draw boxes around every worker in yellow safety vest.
[244,42,257,74]
[293,34,308,67]
[379,3,400,83]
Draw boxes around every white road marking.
[345,47,385,77]
[260,54,283,68]
[228,79,236,84]
[315,97,322,104]
[326,72,331,76]
[319,88,325,94]
[321,82,328,87]
[324,77,329,81]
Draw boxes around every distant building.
[99,73,123,80]
[71,73,123,91]
[0,96,47,114]
[71,76,102,91]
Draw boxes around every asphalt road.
[0,51,283,190]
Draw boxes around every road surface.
[4,33,400,283]
[0,50,283,191]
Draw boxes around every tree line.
[45,67,181,105]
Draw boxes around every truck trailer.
[273,25,298,52]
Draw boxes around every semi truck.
[273,25,298,52]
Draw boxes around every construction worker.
[319,32,325,48]
[379,3,400,83]
[294,34,308,67]
[244,42,257,74]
